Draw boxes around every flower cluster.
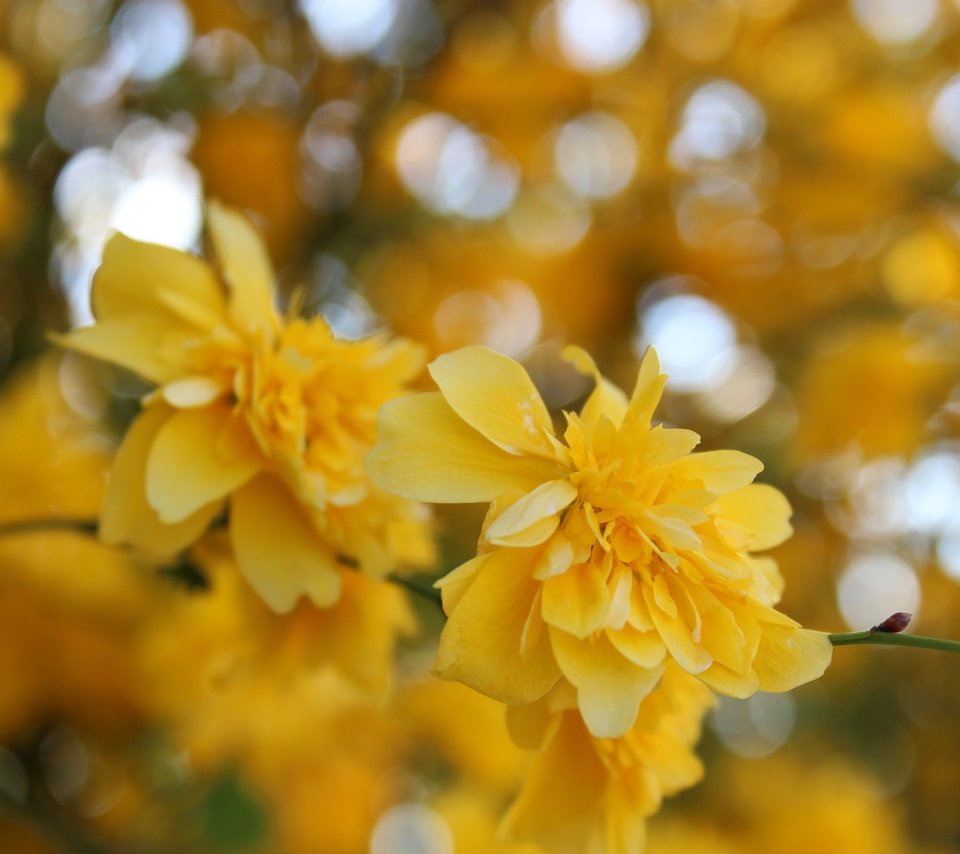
[370,344,832,734]
[502,664,714,854]
[59,202,434,613]
[369,343,832,846]
[56,203,832,853]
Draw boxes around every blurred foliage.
[2,0,960,850]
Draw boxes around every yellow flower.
[58,201,434,612]
[369,345,832,736]
[501,664,713,854]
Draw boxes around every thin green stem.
[829,630,960,654]
[0,518,98,537]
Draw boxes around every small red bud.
[871,612,913,633]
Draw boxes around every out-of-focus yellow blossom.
[0,358,157,737]
[397,678,534,854]
[140,551,408,851]
[501,664,713,854]
[791,322,953,463]
[648,753,924,854]
[431,787,541,854]
[143,535,415,702]
[368,347,830,738]
[370,345,831,737]
[58,202,434,613]
[400,677,527,792]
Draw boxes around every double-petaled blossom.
[58,202,433,612]
[369,345,832,737]
[501,664,713,854]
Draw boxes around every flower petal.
[206,200,277,337]
[500,712,606,845]
[643,580,713,674]
[687,584,749,672]
[91,233,225,326]
[562,345,628,429]
[550,627,665,738]
[368,392,563,503]
[752,623,833,692]
[231,474,341,613]
[436,553,489,613]
[698,662,759,698]
[486,479,578,546]
[532,532,577,580]
[54,315,199,385]
[639,506,702,552]
[505,698,556,750]
[146,404,261,523]
[99,406,221,556]
[607,625,667,668]
[541,562,612,640]
[160,376,226,408]
[625,346,667,426]
[428,346,558,459]
[713,483,793,551]
[672,450,764,495]
[435,548,560,705]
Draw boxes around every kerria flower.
[57,201,434,612]
[368,345,832,737]
[501,664,713,854]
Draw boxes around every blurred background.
[2,0,960,850]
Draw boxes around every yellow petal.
[146,404,260,523]
[99,406,222,557]
[435,548,560,705]
[428,346,558,459]
[520,587,546,657]
[91,232,225,326]
[368,392,564,503]
[505,698,556,750]
[643,581,713,674]
[642,425,701,466]
[698,662,759,698]
[698,600,748,671]
[486,479,578,546]
[550,627,665,737]
[686,583,749,672]
[639,505,702,551]
[54,315,198,384]
[671,449,764,495]
[562,344,628,429]
[230,474,341,613]
[532,532,576,580]
[625,346,667,426]
[605,790,648,854]
[436,553,489,613]
[161,376,226,408]
[500,712,606,844]
[714,483,793,551]
[606,625,667,668]
[206,200,277,337]
[488,515,562,548]
[606,564,633,629]
[752,623,833,692]
[541,562,612,640]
